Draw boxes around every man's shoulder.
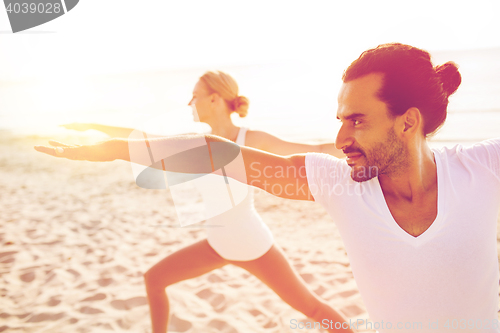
[433,138,500,178]
[305,153,347,170]
[432,138,500,157]
[305,153,352,185]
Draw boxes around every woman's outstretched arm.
[34,134,315,201]
[246,130,343,158]
[61,124,343,157]
[61,123,171,139]
[61,123,135,138]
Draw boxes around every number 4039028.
[6,2,62,14]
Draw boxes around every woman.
[55,71,352,333]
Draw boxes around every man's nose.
[335,124,353,151]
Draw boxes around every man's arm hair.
[239,145,312,200]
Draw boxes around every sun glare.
[35,75,93,112]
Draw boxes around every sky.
[1,0,500,81]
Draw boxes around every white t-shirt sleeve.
[460,138,500,182]
[305,153,345,208]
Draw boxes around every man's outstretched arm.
[34,134,314,201]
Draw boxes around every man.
[36,43,500,332]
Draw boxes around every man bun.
[342,43,463,136]
[435,62,461,97]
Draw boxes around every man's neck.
[378,142,437,202]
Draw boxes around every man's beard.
[347,129,409,182]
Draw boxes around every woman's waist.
[205,206,262,225]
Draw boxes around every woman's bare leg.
[231,245,354,333]
[144,239,227,333]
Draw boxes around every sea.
[1,47,499,149]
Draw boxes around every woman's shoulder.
[244,129,275,150]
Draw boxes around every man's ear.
[399,107,422,136]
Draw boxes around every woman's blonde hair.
[199,71,249,117]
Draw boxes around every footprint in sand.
[47,296,61,307]
[27,312,65,322]
[19,271,35,283]
[263,320,278,329]
[248,309,264,317]
[110,300,127,311]
[67,269,81,279]
[249,309,278,328]
[0,251,17,264]
[314,285,327,296]
[79,306,104,315]
[195,288,227,313]
[168,314,193,332]
[294,263,305,270]
[341,304,364,317]
[97,277,114,287]
[110,296,148,310]
[125,296,148,308]
[207,273,224,283]
[338,289,358,298]
[335,277,348,284]
[81,293,106,302]
[161,240,181,246]
[117,318,133,330]
[299,273,314,284]
[207,319,238,333]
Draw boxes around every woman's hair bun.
[200,70,250,117]
[233,95,249,118]
[435,61,462,97]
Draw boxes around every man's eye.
[353,119,360,125]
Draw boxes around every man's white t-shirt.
[305,139,500,332]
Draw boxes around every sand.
[1,132,499,333]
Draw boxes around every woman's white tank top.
[205,127,274,261]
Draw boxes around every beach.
[1,48,500,333]
[2,132,500,333]
[1,131,370,333]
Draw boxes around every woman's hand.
[34,139,122,162]
[60,123,136,138]
[60,123,93,132]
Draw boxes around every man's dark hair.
[342,43,462,136]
